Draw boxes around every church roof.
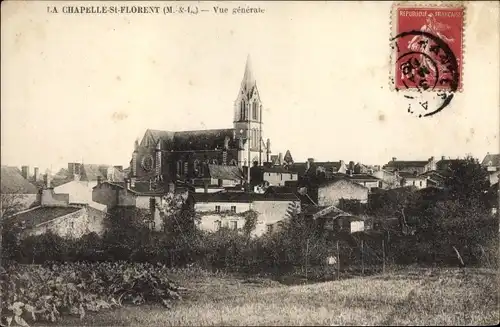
[208,164,244,181]
[141,128,239,152]
[173,129,236,151]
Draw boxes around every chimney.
[441,156,446,161]
[392,157,397,162]
[97,176,102,186]
[278,153,283,165]
[33,167,39,182]
[21,166,29,180]
[307,158,314,170]
[429,156,434,162]
[44,173,52,189]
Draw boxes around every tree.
[374,186,419,235]
[444,156,489,206]
[1,193,27,318]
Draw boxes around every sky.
[1,1,499,174]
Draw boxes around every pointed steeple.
[240,54,256,96]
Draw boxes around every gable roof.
[319,178,368,190]
[384,160,429,169]
[482,154,500,167]
[398,171,428,179]
[208,164,244,181]
[1,166,39,194]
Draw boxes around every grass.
[41,267,498,326]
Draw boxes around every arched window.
[252,101,258,120]
[230,159,237,166]
[240,100,245,120]
[176,160,183,175]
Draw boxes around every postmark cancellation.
[390,2,466,118]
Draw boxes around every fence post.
[305,238,309,284]
[336,240,340,280]
[361,239,364,275]
[382,238,386,275]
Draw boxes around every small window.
[420,181,423,187]
[231,206,236,213]
[290,173,293,179]
[214,220,221,231]
[215,205,221,213]
[267,225,274,233]
[280,174,283,180]
[230,221,238,230]
[413,181,416,186]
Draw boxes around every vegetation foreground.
[9,265,495,327]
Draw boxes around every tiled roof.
[208,164,244,181]
[82,164,110,181]
[288,163,308,175]
[346,174,380,181]
[9,206,82,228]
[319,178,368,189]
[1,166,38,194]
[193,191,298,203]
[482,154,500,167]
[384,160,429,168]
[398,172,427,179]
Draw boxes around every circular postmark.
[390,30,460,118]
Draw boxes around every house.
[418,170,446,188]
[250,163,298,187]
[372,169,401,189]
[346,174,382,191]
[481,153,500,172]
[480,153,500,185]
[6,187,108,239]
[303,205,365,234]
[383,156,436,174]
[48,163,125,211]
[1,166,41,214]
[193,190,300,237]
[398,172,428,189]
[316,178,369,207]
[289,158,347,178]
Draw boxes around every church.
[129,56,273,191]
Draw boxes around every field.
[45,267,498,326]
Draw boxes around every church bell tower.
[234,55,264,166]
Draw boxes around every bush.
[0,261,182,325]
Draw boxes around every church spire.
[240,54,256,95]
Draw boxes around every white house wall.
[318,180,369,206]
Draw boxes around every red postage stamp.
[391,3,465,93]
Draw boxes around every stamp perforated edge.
[389,1,466,93]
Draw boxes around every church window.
[252,101,258,120]
[184,162,189,175]
[177,160,183,175]
[240,100,245,120]
[230,159,237,166]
